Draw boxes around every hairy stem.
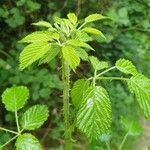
[62,58,72,150]
[119,131,129,150]
[15,111,20,133]
[0,127,18,135]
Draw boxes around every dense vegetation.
[0,0,149,149]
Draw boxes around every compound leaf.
[16,134,41,150]
[19,42,51,70]
[76,86,112,140]
[62,46,80,69]
[115,58,138,75]
[71,79,90,108]
[127,74,150,118]
[2,86,29,112]
[21,105,49,130]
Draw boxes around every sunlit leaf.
[19,31,57,43]
[116,58,138,75]
[66,39,94,50]
[62,46,80,69]
[127,74,150,118]
[19,42,51,70]
[32,21,52,28]
[16,134,41,150]
[67,13,77,25]
[71,79,90,108]
[2,86,29,112]
[82,27,106,39]
[76,86,112,140]
[85,13,107,23]
[21,105,49,130]
[90,56,109,71]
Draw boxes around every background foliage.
[0,0,149,149]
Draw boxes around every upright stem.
[62,58,72,150]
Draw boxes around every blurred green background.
[0,0,149,149]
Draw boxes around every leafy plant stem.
[1,134,19,148]
[106,141,111,150]
[62,57,72,150]
[15,111,20,133]
[0,127,18,135]
[119,131,129,150]
[96,66,116,77]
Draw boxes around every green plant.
[0,86,49,149]
[18,13,150,150]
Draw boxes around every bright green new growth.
[18,12,150,149]
[0,86,49,149]
[19,13,106,71]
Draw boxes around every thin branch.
[96,66,116,77]
[1,134,19,148]
[15,111,20,133]
[96,76,129,81]
[0,127,18,135]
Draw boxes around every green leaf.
[67,13,77,25]
[115,58,138,75]
[76,86,112,140]
[19,31,57,43]
[2,86,29,112]
[66,39,94,50]
[16,134,41,150]
[62,46,80,69]
[19,42,51,70]
[75,31,93,42]
[32,21,52,28]
[121,117,142,136]
[85,13,107,23]
[63,19,73,29]
[0,145,2,150]
[71,79,90,108]
[127,74,150,118]
[39,44,60,65]
[21,105,49,130]
[75,48,89,61]
[82,27,106,39]
[90,56,109,71]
